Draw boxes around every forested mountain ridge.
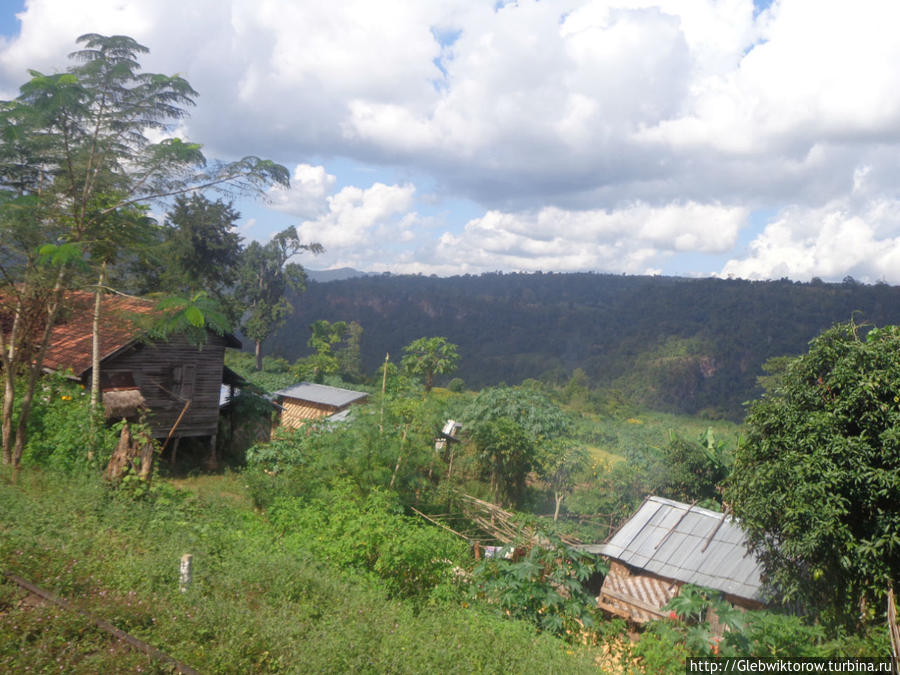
[266,272,900,419]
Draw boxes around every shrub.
[468,536,606,643]
[269,484,468,599]
[20,374,118,472]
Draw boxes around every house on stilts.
[40,291,240,462]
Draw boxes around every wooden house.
[42,292,239,446]
[578,496,766,623]
[272,382,368,428]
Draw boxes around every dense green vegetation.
[0,471,603,674]
[727,321,900,627]
[1,31,897,673]
[268,272,900,419]
[1,362,892,672]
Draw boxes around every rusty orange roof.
[41,292,158,377]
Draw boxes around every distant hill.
[305,267,368,282]
[266,272,900,420]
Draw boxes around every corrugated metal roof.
[273,382,368,408]
[596,496,764,602]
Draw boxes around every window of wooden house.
[179,364,195,399]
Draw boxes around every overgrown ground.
[0,468,603,674]
[576,409,742,465]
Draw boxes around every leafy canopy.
[463,386,574,506]
[724,321,900,627]
[234,226,323,369]
[401,336,459,393]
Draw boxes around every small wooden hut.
[42,292,239,446]
[272,382,368,429]
[580,496,766,623]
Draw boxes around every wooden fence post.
[179,554,193,593]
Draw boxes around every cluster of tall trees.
[0,34,318,467]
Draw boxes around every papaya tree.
[463,386,574,506]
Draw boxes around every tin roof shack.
[43,292,239,446]
[581,496,765,623]
[273,382,368,428]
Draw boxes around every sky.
[1,0,899,282]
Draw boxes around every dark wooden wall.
[96,334,228,439]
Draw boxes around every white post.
[179,553,193,592]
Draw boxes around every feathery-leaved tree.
[0,33,290,466]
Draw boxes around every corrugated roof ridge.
[645,495,727,521]
[273,381,368,396]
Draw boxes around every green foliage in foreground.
[726,321,900,628]
[15,374,119,472]
[628,585,889,674]
[268,484,468,600]
[468,538,606,639]
[0,470,601,674]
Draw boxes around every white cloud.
[5,1,900,279]
[297,181,417,251]
[639,1,900,156]
[721,199,900,283]
[267,164,336,219]
[435,201,747,274]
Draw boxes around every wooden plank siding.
[93,333,228,439]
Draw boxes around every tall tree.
[401,336,459,393]
[235,227,323,370]
[724,321,900,627]
[0,33,290,466]
[147,194,243,298]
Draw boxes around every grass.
[576,408,742,464]
[0,467,603,674]
[168,470,255,510]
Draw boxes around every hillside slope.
[265,273,900,419]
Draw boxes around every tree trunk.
[255,340,262,371]
[139,434,155,482]
[389,426,409,489]
[490,469,498,505]
[1,288,26,465]
[11,275,67,467]
[106,421,137,481]
[90,264,106,411]
[553,492,563,522]
[379,353,389,434]
[205,434,219,471]
[1,375,14,465]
